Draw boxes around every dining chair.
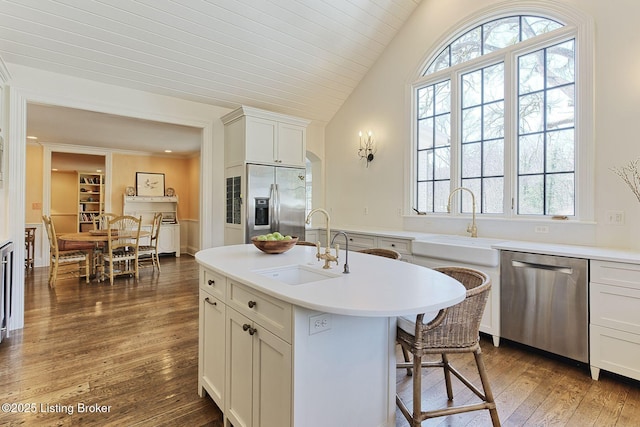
[138,212,162,272]
[92,212,118,230]
[357,248,402,260]
[42,215,90,288]
[25,227,36,269]
[395,266,500,427]
[102,215,142,285]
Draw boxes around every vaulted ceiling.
[0,1,421,153]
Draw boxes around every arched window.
[414,10,592,219]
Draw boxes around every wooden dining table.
[58,230,150,281]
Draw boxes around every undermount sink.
[253,265,340,285]
[412,235,505,267]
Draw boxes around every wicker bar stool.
[357,248,401,260]
[396,266,500,427]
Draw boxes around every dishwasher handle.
[511,260,573,275]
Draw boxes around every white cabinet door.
[252,323,291,427]
[226,308,292,427]
[199,291,225,408]
[226,309,255,427]
[157,224,179,255]
[245,117,277,164]
[277,122,306,166]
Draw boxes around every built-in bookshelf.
[77,172,104,231]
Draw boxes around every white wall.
[325,0,640,250]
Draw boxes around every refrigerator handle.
[269,184,276,231]
[274,183,280,230]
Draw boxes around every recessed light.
[26,135,38,140]
[164,149,172,153]
[96,169,102,173]
[51,168,58,171]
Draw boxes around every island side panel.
[292,306,395,427]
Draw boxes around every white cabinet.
[589,260,640,381]
[222,106,309,168]
[199,268,226,409]
[123,195,180,256]
[199,268,292,427]
[199,291,226,407]
[313,229,413,262]
[225,307,291,427]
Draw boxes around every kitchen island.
[195,244,465,427]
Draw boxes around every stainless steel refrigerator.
[245,163,306,243]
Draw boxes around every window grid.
[416,80,451,213]
[415,14,573,217]
[460,63,505,214]
[517,40,576,216]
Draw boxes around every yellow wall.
[25,149,200,227]
[25,144,44,224]
[187,156,200,220]
[111,153,199,219]
[50,171,78,233]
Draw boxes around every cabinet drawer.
[591,260,640,290]
[590,325,640,382]
[201,268,226,300]
[378,237,411,255]
[344,233,375,248]
[590,282,640,335]
[227,281,292,343]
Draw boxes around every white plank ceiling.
[0,0,420,154]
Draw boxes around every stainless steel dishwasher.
[500,250,589,363]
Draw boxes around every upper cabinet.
[222,106,310,168]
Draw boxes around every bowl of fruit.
[251,232,299,254]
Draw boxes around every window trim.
[409,4,594,221]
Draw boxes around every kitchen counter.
[195,243,465,317]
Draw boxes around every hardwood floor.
[1,256,223,427]
[3,256,639,426]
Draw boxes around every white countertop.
[492,241,640,264]
[314,226,640,265]
[195,244,466,317]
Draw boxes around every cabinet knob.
[391,243,396,247]
[204,297,217,306]
[242,323,257,335]
[208,279,215,286]
[248,300,257,308]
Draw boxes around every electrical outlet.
[534,226,549,233]
[364,207,368,215]
[397,208,402,217]
[309,313,331,335]
[606,210,625,225]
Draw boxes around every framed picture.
[136,172,165,197]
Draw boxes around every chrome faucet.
[447,187,478,237]
[330,231,350,274]
[305,208,338,269]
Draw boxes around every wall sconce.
[358,130,376,167]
